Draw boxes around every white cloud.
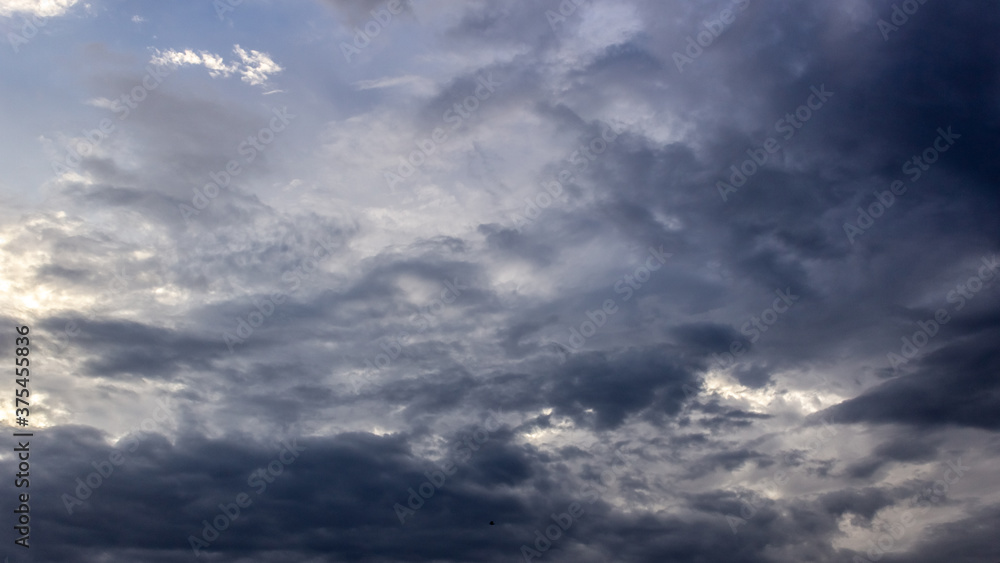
[232,44,283,86]
[0,0,78,17]
[352,74,438,96]
[149,44,283,87]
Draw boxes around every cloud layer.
[1,0,999,561]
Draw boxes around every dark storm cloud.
[543,348,700,431]
[818,325,1000,430]
[479,223,559,267]
[731,362,772,388]
[818,486,900,521]
[0,420,621,562]
[685,448,768,477]
[670,322,743,353]
[844,435,942,479]
[496,315,559,358]
[882,504,1000,563]
[70,319,224,378]
[5,0,1000,561]
[691,400,772,433]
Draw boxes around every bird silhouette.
[489,521,495,525]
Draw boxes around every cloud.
[149,44,283,87]
[0,0,78,17]
[353,74,438,95]
[3,0,1000,561]
[817,326,1000,430]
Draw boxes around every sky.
[1,0,999,561]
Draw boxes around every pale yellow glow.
[701,370,845,415]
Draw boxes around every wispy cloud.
[0,0,78,17]
[149,44,283,87]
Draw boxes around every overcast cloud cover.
[1,0,999,561]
